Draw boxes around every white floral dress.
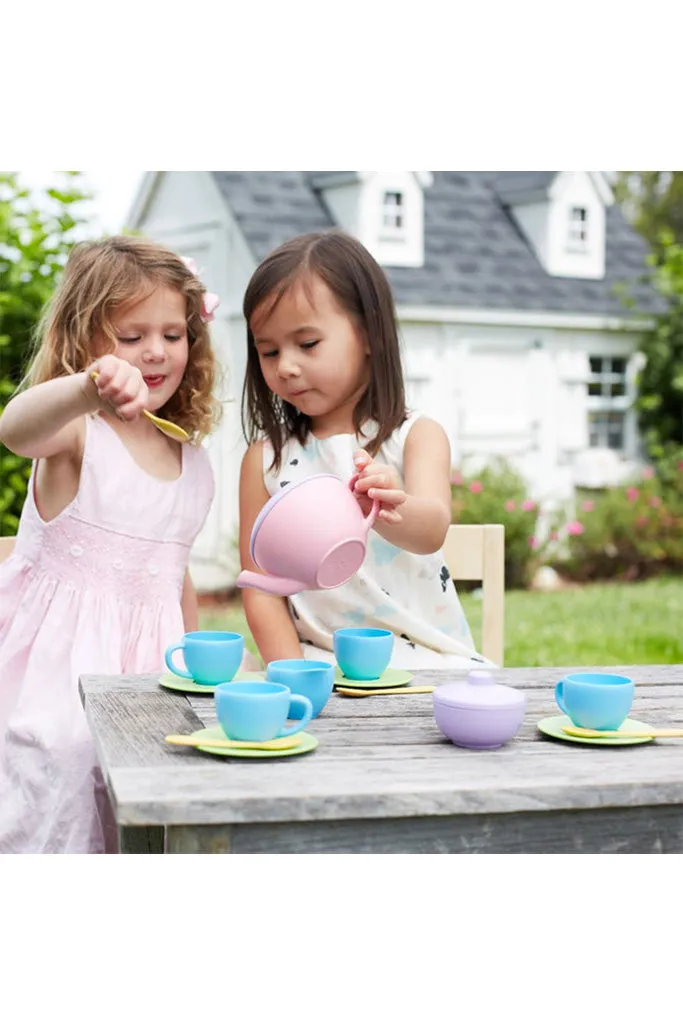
[262,412,490,669]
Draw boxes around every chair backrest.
[0,536,16,563]
[442,524,505,666]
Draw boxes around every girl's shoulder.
[375,409,424,457]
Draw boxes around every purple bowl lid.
[434,670,525,710]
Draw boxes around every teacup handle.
[164,641,193,680]
[348,473,380,530]
[555,681,568,716]
[277,695,314,737]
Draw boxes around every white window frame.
[381,190,405,236]
[567,205,589,252]
[586,355,628,451]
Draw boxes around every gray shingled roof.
[491,171,557,203]
[211,172,661,317]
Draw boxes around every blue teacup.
[333,627,394,681]
[555,672,634,731]
[214,681,313,742]
[164,630,244,686]
[266,659,335,718]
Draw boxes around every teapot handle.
[349,473,380,531]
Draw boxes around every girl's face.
[251,275,370,430]
[101,286,189,410]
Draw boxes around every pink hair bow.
[182,256,220,324]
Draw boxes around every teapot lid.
[434,670,526,711]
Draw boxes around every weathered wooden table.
[79,664,683,854]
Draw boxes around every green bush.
[0,172,90,534]
[450,457,543,589]
[547,458,683,581]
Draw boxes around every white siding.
[132,173,647,590]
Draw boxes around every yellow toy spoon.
[165,733,302,751]
[90,372,189,443]
[562,725,683,739]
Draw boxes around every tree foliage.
[0,172,91,534]
[636,236,683,460]
[614,172,683,255]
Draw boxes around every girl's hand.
[352,448,407,524]
[87,355,149,422]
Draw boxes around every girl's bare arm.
[238,442,304,664]
[0,372,97,459]
[356,417,453,554]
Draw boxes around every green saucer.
[192,726,318,759]
[537,715,654,747]
[159,671,265,695]
[334,667,412,689]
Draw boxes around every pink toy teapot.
[236,474,379,597]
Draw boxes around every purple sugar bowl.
[433,670,526,750]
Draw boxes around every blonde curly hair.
[25,235,222,443]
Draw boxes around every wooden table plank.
[79,665,683,853]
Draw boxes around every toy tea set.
[161,625,411,758]
[160,473,663,757]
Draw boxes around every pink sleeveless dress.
[0,414,215,853]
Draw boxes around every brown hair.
[241,230,406,469]
[25,235,222,443]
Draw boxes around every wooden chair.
[0,536,16,563]
[443,524,505,666]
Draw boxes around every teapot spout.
[236,570,307,597]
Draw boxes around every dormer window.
[382,191,404,231]
[568,206,589,250]
[309,172,428,267]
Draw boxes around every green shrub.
[450,457,543,589]
[547,458,683,581]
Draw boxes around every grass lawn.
[199,576,683,667]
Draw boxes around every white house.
[128,171,662,590]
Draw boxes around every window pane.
[382,191,404,230]
[590,356,603,374]
[588,411,624,450]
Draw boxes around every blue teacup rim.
[267,659,334,674]
[333,628,393,640]
[562,672,633,688]
[215,680,288,697]
[183,630,243,643]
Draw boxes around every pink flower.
[642,466,655,480]
[550,531,559,541]
[582,500,594,512]
[566,520,584,536]
[469,481,483,494]
[505,499,516,511]
[649,496,662,507]
[528,536,539,549]
[521,499,536,511]
[678,461,683,471]
[637,516,648,527]
[450,471,463,486]
[626,487,639,502]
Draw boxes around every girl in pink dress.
[0,236,224,853]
